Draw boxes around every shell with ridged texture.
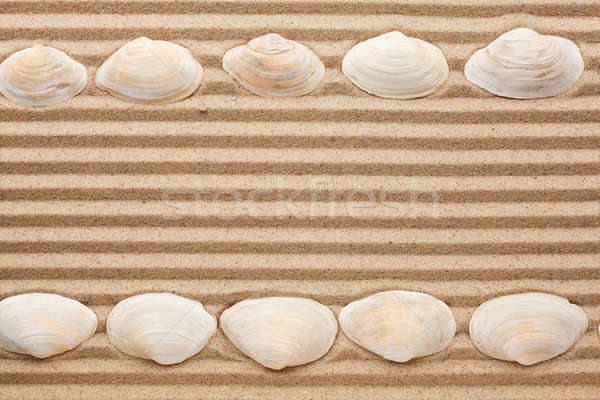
[95,37,203,104]
[342,31,449,99]
[0,293,97,358]
[0,45,87,106]
[107,293,216,365]
[339,290,456,362]
[469,292,588,365]
[222,33,325,97]
[464,28,584,99]
[220,297,338,370]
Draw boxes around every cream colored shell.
[222,33,325,97]
[339,290,456,362]
[0,45,87,106]
[469,292,588,365]
[0,293,97,358]
[464,28,584,99]
[107,293,216,365]
[220,297,337,370]
[95,37,203,104]
[342,31,449,99]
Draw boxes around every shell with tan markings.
[469,292,588,365]
[220,297,337,370]
[342,31,449,99]
[0,45,87,106]
[339,290,456,362]
[0,293,97,358]
[107,293,216,365]
[464,28,584,99]
[95,37,203,104]
[222,33,325,97]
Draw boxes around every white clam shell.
[342,31,449,99]
[469,292,588,365]
[464,28,584,99]
[0,293,97,358]
[95,37,203,104]
[222,33,325,97]
[107,293,216,365]
[220,297,338,370]
[0,45,87,106]
[339,290,456,362]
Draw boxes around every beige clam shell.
[469,292,588,365]
[342,31,449,99]
[464,28,584,99]
[220,297,338,370]
[95,37,203,104]
[107,293,216,365]
[0,293,97,358]
[0,45,87,106]
[339,290,456,362]
[222,33,325,97]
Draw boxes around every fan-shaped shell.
[220,297,337,370]
[222,33,325,97]
[342,31,449,99]
[0,293,97,358]
[339,290,455,362]
[469,292,588,365]
[0,45,87,106]
[464,28,584,99]
[95,37,203,104]
[107,293,216,365]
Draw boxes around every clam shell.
[339,290,456,362]
[0,293,97,358]
[0,45,87,106]
[220,297,337,370]
[107,293,216,365]
[222,33,325,97]
[469,292,588,365]
[464,28,584,99]
[342,31,449,99]
[95,37,203,104]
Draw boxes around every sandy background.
[0,0,599,399]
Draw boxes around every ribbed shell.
[222,33,325,97]
[464,28,584,99]
[342,31,449,99]
[339,290,456,362]
[220,297,338,370]
[0,45,87,106]
[95,37,203,104]
[469,292,588,365]
[106,293,216,365]
[0,293,97,358]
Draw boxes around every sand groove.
[3,1,600,17]
[3,135,600,149]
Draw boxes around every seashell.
[464,28,584,99]
[342,31,449,99]
[222,33,325,97]
[107,293,216,365]
[0,293,97,358]
[95,37,203,104]
[0,45,87,106]
[220,297,337,370]
[339,290,455,362]
[469,292,588,365]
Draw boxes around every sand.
[0,1,599,399]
